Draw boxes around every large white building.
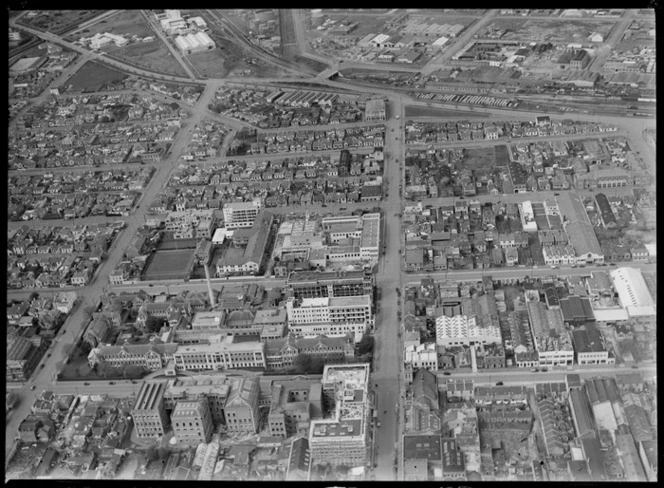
[404,342,438,372]
[609,267,656,325]
[222,200,262,229]
[286,295,373,341]
[321,213,381,262]
[519,201,538,232]
[435,315,502,347]
[175,31,216,56]
[309,364,370,468]
[159,9,187,32]
[172,335,266,371]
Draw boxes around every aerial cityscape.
[6,8,656,483]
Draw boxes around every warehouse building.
[175,31,215,55]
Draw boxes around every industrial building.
[175,31,216,56]
[526,301,574,367]
[435,314,502,347]
[609,267,656,325]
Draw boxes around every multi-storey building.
[132,381,170,438]
[321,213,381,262]
[286,295,374,339]
[435,315,502,347]
[164,209,217,239]
[163,375,231,426]
[225,378,260,433]
[404,343,438,372]
[222,200,262,229]
[526,301,574,367]
[267,380,324,438]
[6,337,42,382]
[171,400,214,446]
[87,342,177,372]
[264,333,355,370]
[172,335,266,372]
[287,269,374,299]
[309,364,370,468]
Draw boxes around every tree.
[292,354,312,373]
[357,335,374,356]
[310,357,325,374]
[145,316,164,333]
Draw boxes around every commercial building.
[320,213,381,262]
[441,437,466,480]
[175,32,215,55]
[287,269,374,299]
[585,377,620,432]
[364,98,386,121]
[615,434,647,481]
[132,381,169,438]
[286,295,374,340]
[172,335,266,371]
[526,301,574,367]
[435,314,502,347]
[571,323,612,365]
[165,209,217,239]
[556,192,604,264]
[286,437,311,480]
[6,337,42,382]
[560,296,596,326]
[222,200,262,229]
[225,378,261,433]
[268,379,324,437]
[308,364,370,468]
[403,434,442,481]
[171,400,214,446]
[404,343,438,372]
[609,267,656,325]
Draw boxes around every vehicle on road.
[30,385,36,390]
[496,381,504,386]
[443,372,451,376]
[377,421,381,427]
[609,263,616,266]
[550,265,558,269]
[109,381,115,385]
[541,367,548,372]
[339,207,346,211]
[321,204,327,207]
[84,382,90,386]
[530,368,539,372]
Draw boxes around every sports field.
[142,249,194,281]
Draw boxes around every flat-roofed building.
[268,380,323,438]
[171,400,214,446]
[132,381,169,438]
[321,213,381,262]
[163,374,232,425]
[222,200,262,229]
[309,364,370,468]
[286,295,373,340]
[287,269,374,299]
[364,98,386,121]
[571,322,611,365]
[175,31,215,55]
[560,296,596,326]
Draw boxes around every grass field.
[67,10,153,40]
[142,249,194,281]
[188,49,228,78]
[19,10,101,34]
[111,40,188,77]
[65,61,128,92]
[463,147,495,171]
[405,105,489,119]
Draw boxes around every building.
[560,296,596,326]
[88,341,177,372]
[222,200,262,229]
[594,193,617,228]
[571,323,611,365]
[286,295,374,340]
[225,377,261,433]
[132,381,169,438]
[171,400,214,446]
[638,439,657,482]
[287,269,374,299]
[308,364,370,468]
[286,437,311,480]
[172,335,266,372]
[556,192,604,264]
[175,31,215,55]
[364,98,386,121]
[216,211,273,276]
[568,388,596,439]
[403,434,442,481]
[320,213,381,262]
[441,437,466,480]
[609,267,656,325]
[519,201,538,232]
[435,314,501,347]
[268,380,323,437]
[6,337,42,382]
[163,374,231,425]
[570,49,591,70]
[526,301,574,367]
[404,343,438,372]
[265,333,355,370]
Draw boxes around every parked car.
[496,381,504,386]
[443,372,451,376]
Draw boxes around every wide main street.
[6,9,657,480]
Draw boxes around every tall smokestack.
[204,258,215,308]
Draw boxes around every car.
[131,380,137,384]
[550,265,558,269]
[377,421,381,427]
[579,264,586,268]
[84,382,90,386]
[554,192,560,196]
[47,353,51,358]
[541,367,548,372]
[40,364,45,369]
[631,365,639,369]
[109,381,115,385]
[443,372,451,376]
[321,204,327,208]
[496,381,504,386]
[30,385,36,390]
[339,207,346,211]
[609,263,616,266]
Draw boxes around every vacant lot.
[19,10,102,34]
[189,49,229,78]
[110,40,188,77]
[142,249,194,281]
[67,10,153,40]
[463,147,495,171]
[65,61,127,92]
[405,105,488,119]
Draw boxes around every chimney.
[204,260,216,308]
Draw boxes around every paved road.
[141,10,198,80]
[405,262,656,286]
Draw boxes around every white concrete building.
[609,267,656,323]
[435,315,502,347]
[286,295,373,341]
[172,335,266,371]
[519,201,538,232]
[222,200,262,229]
[404,343,438,372]
[175,32,216,56]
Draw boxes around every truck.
[6,392,18,411]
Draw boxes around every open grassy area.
[18,10,102,34]
[67,10,153,40]
[65,61,128,92]
[463,147,496,171]
[188,49,229,78]
[142,249,194,281]
[110,40,188,77]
